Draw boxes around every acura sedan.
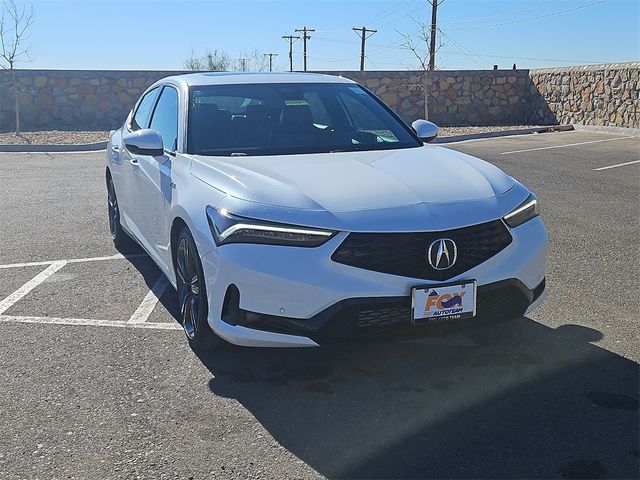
[106,72,547,349]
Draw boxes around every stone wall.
[527,63,639,128]
[0,63,637,131]
[321,69,532,126]
[0,70,183,131]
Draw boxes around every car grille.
[331,220,512,281]
[357,305,410,328]
[354,283,530,331]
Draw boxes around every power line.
[376,3,428,29]
[263,52,278,72]
[437,50,606,65]
[281,34,300,72]
[442,0,570,27]
[362,0,420,25]
[352,26,377,71]
[294,26,315,71]
[437,29,492,68]
[448,0,608,31]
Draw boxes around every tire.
[174,227,220,351]
[107,175,134,250]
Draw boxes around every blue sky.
[17,0,640,71]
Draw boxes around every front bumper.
[201,216,548,347]
[227,277,545,343]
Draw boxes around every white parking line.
[0,253,179,331]
[500,136,635,155]
[128,275,170,323]
[0,261,67,315]
[593,159,640,171]
[0,315,181,330]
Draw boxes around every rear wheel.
[175,227,220,351]
[107,176,133,249]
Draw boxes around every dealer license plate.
[411,281,477,324]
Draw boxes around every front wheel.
[174,228,220,351]
[107,176,134,249]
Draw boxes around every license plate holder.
[411,280,477,324]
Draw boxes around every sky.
[10,0,640,71]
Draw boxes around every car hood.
[190,145,516,212]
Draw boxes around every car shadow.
[115,245,639,477]
[115,243,182,321]
[194,317,639,479]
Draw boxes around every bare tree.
[0,0,35,134]
[184,48,231,71]
[234,49,268,72]
[396,19,432,120]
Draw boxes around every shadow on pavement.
[116,243,182,322]
[196,317,639,479]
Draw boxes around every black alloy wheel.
[175,228,219,350]
[107,176,132,249]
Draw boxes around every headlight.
[206,206,337,247]
[503,193,539,228]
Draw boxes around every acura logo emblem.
[427,238,457,270]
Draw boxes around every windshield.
[187,83,422,156]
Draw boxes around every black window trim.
[129,86,161,132]
[148,84,180,156]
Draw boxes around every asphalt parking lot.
[0,130,638,479]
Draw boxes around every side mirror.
[412,120,439,143]
[123,129,164,156]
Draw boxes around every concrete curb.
[571,124,640,137]
[5,123,630,152]
[434,125,573,144]
[0,141,107,153]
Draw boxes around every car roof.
[161,72,356,87]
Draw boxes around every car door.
[129,85,179,272]
[117,86,161,233]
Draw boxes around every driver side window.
[131,88,159,131]
[149,86,179,153]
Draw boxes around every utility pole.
[352,26,377,71]
[238,58,248,71]
[282,34,300,72]
[264,53,278,72]
[294,26,315,71]
[428,0,438,70]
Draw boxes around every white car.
[106,72,547,349]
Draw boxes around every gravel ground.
[0,126,547,145]
[0,130,109,145]
[438,125,544,137]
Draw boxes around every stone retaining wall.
[0,70,183,131]
[323,69,532,126]
[527,63,639,128]
[0,63,637,131]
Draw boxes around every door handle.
[111,144,120,152]
[129,158,139,166]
